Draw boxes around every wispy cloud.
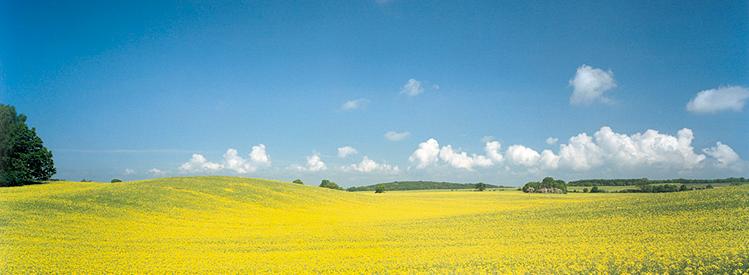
[341,98,369,111]
[384,131,410,141]
[337,146,358,158]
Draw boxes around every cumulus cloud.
[179,145,271,174]
[540,150,560,170]
[123,168,135,175]
[569,65,617,105]
[485,141,504,163]
[343,156,400,173]
[545,137,558,145]
[409,139,500,170]
[409,138,441,168]
[294,153,327,172]
[505,145,541,167]
[384,131,410,141]
[400,79,424,96]
[341,98,369,111]
[148,168,166,176]
[409,126,741,174]
[703,142,741,168]
[337,146,358,158]
[179,154,223,173]
[250,144,271,165]
[558,127,707,171]
[438,145,493,170]
[686,86,749,113]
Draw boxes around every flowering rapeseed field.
[1,176,747,273]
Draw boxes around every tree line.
[568,177,747,187]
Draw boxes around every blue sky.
[2,0,747,186]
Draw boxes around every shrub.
[319,179,343,190]
[111,179,122,183]
[292,179,304,185]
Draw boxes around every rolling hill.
[1,176,748,273]
[346,180,505,191]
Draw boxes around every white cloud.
[559,133,604,171]
[505,145,541,167]
[250,144,271,165]
[179,154,223,173]
[407,126,741,175]
[341,98,369,111]
[148,168,165,176]
[557,127,707,171]
[223,149,256,173]
[337,146,358,158]
[401,79,424,96]
[540,150,560,170]
[569,64,617,105]
[180,145,271,174]
[295,153,327,172]
[343,156,399,173]
[686,86,749,113]
[439,145,493,170]
[703,142,741,168]
[485,141,504,163]
[384,131,410,141]
[123,168,135,175]
[409,139,498,170]
[545,137,558,145]
[409,138,441,168]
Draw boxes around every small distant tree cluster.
[589,186,604,193]
[522,177,567,194]
[374,184,385,193]
[475,182,487,191]
[292,179,304,185]
[319,179,343,190]
[637,184,681,193]
[111,179,123,183]
[0,105,56,186]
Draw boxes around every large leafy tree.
[0,105,56,186]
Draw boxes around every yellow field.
[1,176,748,273]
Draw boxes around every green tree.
[319,179,342,190]
[679,184,688,192]
[111,179,123,183]
[292,179,304,185]
[590,186,600,193]
[475,182,487,191]
[374,185,385,193]
[0,105,56,186]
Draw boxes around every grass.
[1,176,748,273]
